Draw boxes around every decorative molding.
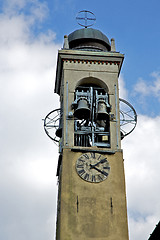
[63,59,120,65]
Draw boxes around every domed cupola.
[68,28,111,52]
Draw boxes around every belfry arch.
[75,76,109,93]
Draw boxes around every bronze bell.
[74,98,91,119]
[97,99,109,120]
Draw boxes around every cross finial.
[76,10,96,28]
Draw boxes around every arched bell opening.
[75,77,109,93]
[72,79,111,148]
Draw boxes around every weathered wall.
[57,149,129,240]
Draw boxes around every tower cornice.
[55,49,124,94]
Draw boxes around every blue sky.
[0,0,160,240]
[3,0,160,116]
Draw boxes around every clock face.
[76,152,110,183]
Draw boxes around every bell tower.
[44,11,137,240]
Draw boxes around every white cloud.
[134,71,160,100]
[0,1,61,240]
[128,216,158,240]
[30,1,48,22]
[2,0,48,22]
[2,0,26,13]
[122,114,160,240]
[134,77,150,96]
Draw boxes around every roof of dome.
[68,28,111,51]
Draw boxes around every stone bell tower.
[44,12,137,240]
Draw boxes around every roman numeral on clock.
[90,152,95,158]
[92,175,96,182]
[100,158,107,163]
[83,153,89,159]
[77,169,85,176]
[84,173,89,180]
[98,174,104,181]
[103,166,110,170]
[77,162,84,168]
[102,171,108,177]
[97,154,102,160]
[77,164,84,168]
[78,158,85,163]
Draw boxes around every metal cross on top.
[76,10,96,28]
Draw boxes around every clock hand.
[90,164,108,176]
[90,158,107,168]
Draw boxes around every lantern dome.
[68,28,111,51]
